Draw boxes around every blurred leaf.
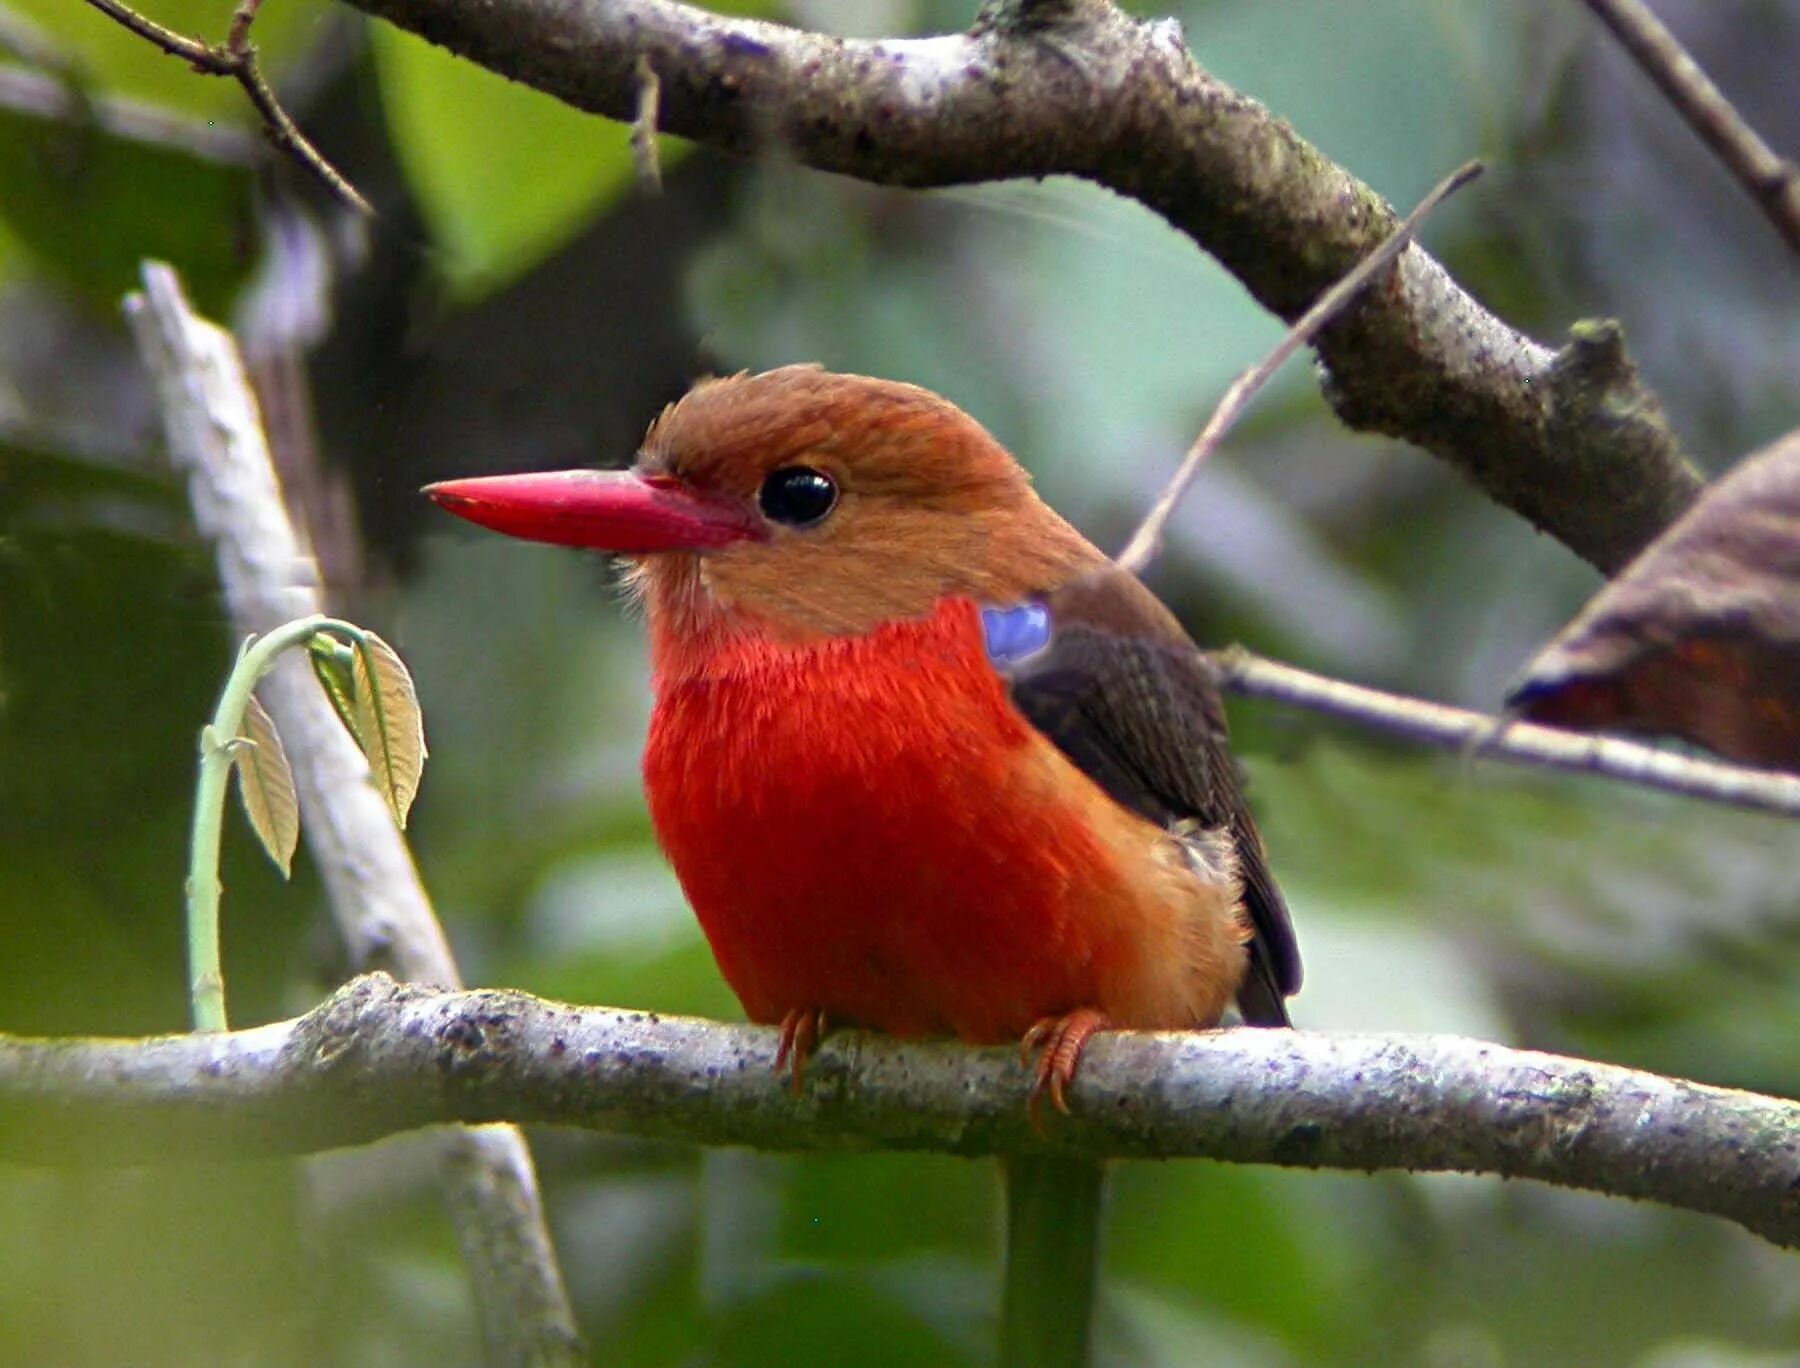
[517,936,740,1023]
[1510,426,1800,771]
[1241,724,1800,1089]
[0,1162,318,1368]
[778,1154,994,1265]
[1108,1159,1349,1353]
[0,511,314,1034]
[233,692,299,877]
[705,1262,982,1368]
[0,0,334,307]
[0,108,252,310]
[369,23,659,298]
[369,0,777,297]
[1638,1342,1800,1368]
[1103,1283,1287,1368]
[1194,0,1517,208]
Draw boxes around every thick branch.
[5,974,1799,1251]
[331,0,1701,573]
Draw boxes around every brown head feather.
[634,366,1102,639]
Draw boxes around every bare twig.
[124,263,582,1368]
[1118,160,1482,575]
[1581,0,1800,258]
[1211,647,1800,820]
[630,53,662,193]
[5,973,1800,1252]
[77,0,371,215]
[227,0,265,52]
[79,0,207,61]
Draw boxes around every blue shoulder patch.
[980,601,1053,667]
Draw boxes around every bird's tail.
[1000,971,1289,1366]
[1234,943,1293,1028]
[1000,1154,1107,1368]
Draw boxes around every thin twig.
[1211,647,1800,820]
[235,57,371,214]
[125,263,583,1368]
[630,53,662,193]
[1581,0,1800,259]
[76,0,371,215]
[79,0,210,62]
[227,0,265,53]
[1117,159,1483,575]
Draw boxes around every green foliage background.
[3,1,1799,1365]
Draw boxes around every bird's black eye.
[758,465,838,528]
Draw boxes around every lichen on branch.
[5,973,1799,1253]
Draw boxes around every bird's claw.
[774,1006,829,1096]
[1020,1008,1111,1133]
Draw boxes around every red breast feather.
[644,597,1247,1042]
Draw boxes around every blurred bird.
[426,365,1299,1364]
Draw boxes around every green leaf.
[369,23,649,298]
[232,693,299,878]
[367,0,778,297]
[0,109,253,311]
[350,631,428,829]
[307,634,359,741]
[305,629,428,826]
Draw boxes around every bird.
[425,365,1299,1364]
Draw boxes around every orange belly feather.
[643,598,1246,1043]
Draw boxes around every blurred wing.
[982,568,1300,1026]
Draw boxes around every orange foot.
[1019,1008,1112,1130]
[774,1007,830,1097]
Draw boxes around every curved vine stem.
[185,613,374,1031]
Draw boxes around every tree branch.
[1212,647,1800,820]
[124,263,583,1368]
[5,974,1798,1251]
[330,0,1701,573]
[1580,0,1800,259]
[78,0,371,213]
[1119,159,1483,575]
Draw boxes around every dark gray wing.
[982,568,1300,1027]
